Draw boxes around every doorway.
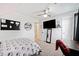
[34,22,41,42]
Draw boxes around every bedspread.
[0,38,41,56]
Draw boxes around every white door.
[61,16,73,41]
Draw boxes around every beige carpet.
[36,40,63,56]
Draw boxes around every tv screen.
[43,19,56,29]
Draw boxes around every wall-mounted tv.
[43,19,56,29]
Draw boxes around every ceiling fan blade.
[37,14,44,16]
[33,9,45,14]
[48,15,51,17]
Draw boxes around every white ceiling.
[49,3,79,16]
[0,3,79,18]
[0,3,48,15]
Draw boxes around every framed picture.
[0,18,20,30]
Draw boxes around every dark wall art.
[0,18,20,30]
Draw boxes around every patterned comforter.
[0,38,41,56]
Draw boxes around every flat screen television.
[43,19,56,29]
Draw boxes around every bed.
[0,38,41,56]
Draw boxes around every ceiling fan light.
[43,14,48,17]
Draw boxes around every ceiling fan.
[37,8,52,17]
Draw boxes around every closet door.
[61,16,73,42]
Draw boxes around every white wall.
[41,10,77,46]
[0,15,35,41]
[52,12,75,43]
[0,4,36,41]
